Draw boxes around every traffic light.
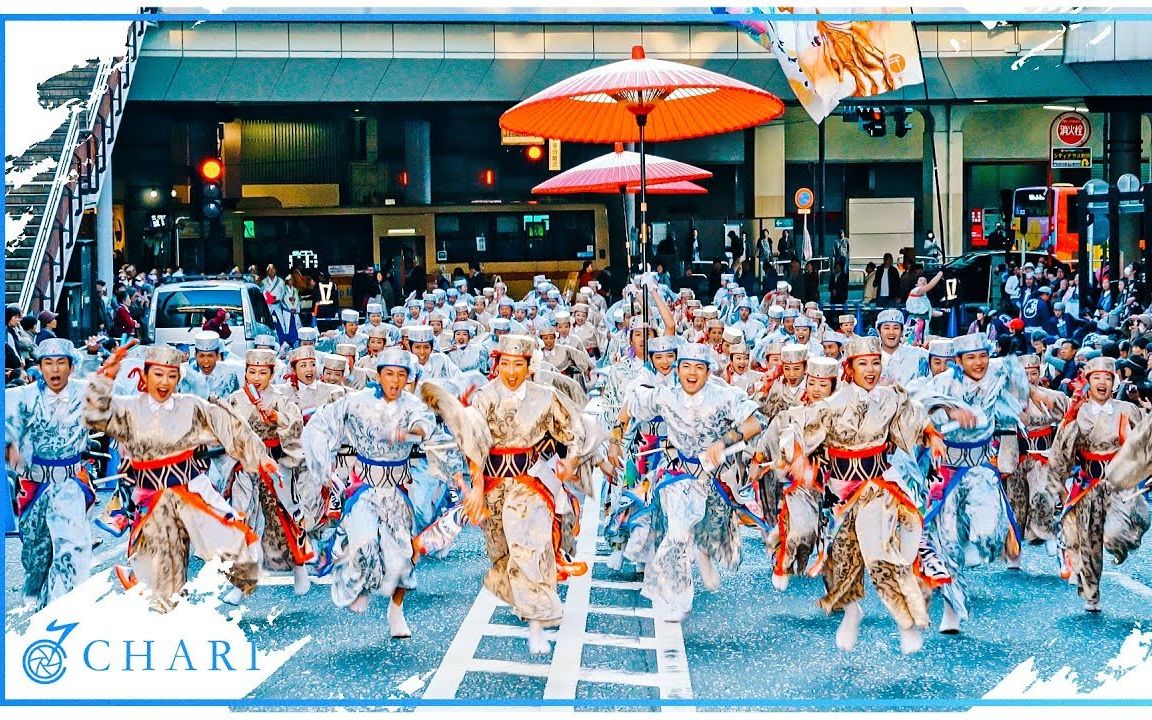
[197,157,223,220]
[894,107,912,138]
[525,145,544,162]
[480,168,496,187]
[864,108,886,137]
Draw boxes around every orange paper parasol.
[500,46,784,144]
[501,45,782,271]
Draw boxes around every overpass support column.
[922,106,967,260]
[1107,110,1142,265]
[753,123,786,219]
[404,120,431,205]
[96,155,114,288]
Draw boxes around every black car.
[931,250,1051,311]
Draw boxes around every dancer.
[226,349,313,599]
[6,339,97,610]
[780,336,939,655]
[426,334,585,655]
[84,345,275,611]
[1049,357,1149,612]
[303,349,459,633]
[1007,354,1069,553]
[622,343,766,623]
[913,333,1031,633]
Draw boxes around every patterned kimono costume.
[416,353,461,384]
[626,381,763,618]
[541,343,593,385]
[1049,400,1150,607]
[1008,386,1069,545]
[914,361,1028,622]
[758,403,822,582]
[6,379,96,609]
[447,344,487,374]
[469,380,586,628]
[288,378,348,530]
[182,360,245,491]
[610,364,679,565]
[784,383,935,631]
[598,356,648,554]
[83,374,269,610]
[881,344,929,388]
[754,376,807,526]
[302,389,452,607]
[226,386,313,571]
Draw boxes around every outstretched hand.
[462,487,489,525]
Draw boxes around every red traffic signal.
[525,145,544,162]
[198,157,223,182]
[480,169,495,186]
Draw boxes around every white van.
[147,280,276,354]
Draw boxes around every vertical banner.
[801,213,814,263]
[716,7,925,124]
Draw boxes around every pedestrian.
[110,289,139,340]
[262,264,290,335]
[872,253,901,308]
[5,305,26,384]
[86,345,276,612]
[862,262,878,304]
[801,260,820,305]
[35,310,58,344]
[7,338,97,610]
[923,230,943,265]
[829,260,849,305]
[1050,357,1148,613]
[758,228,773,267]
[426,334,586,655]
[834,230,850,270]
[16,315,38,367]
[777,229,794,261]
[578,260,596,289]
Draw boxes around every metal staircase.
[4,20,148,313]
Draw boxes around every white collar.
[501,380,528,401]
[1085,399,1114,416]
[146,395,177,413]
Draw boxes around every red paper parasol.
[628,180,707,195]
[531,142,710,195]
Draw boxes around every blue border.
[4,4,1152,712]
[7,12,1152,22]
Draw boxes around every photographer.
[1117,355,1152,409]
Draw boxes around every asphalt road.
[6,483,1151,711]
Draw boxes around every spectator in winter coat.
[829,261,849,305]
[111,289,140,339]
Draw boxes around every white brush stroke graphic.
[5,561,309,700]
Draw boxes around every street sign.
[1051,147,1092,169]
[1054,112,1091,147]
[794,187,814,214]
[501,128,545,146]
[773,218,794,229]
[547,139,561,171]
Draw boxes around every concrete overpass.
[130,19,1152,103]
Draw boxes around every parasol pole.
[637,112,651,353]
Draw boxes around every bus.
[227,202,612,298]
[1010,184,1080,262]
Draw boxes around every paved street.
[6,479,1151,710]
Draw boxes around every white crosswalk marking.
[421,491,694,709]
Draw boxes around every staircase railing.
[21,19,148,313]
